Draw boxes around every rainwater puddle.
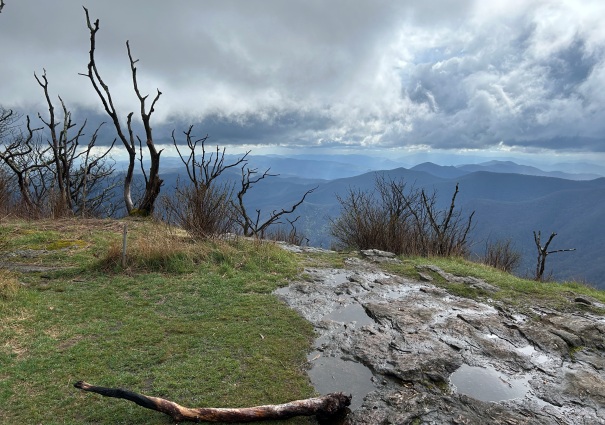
[450,364,529,402]
[321,303,374,326]
[307,355,375,410]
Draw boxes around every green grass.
[0,219,315,424]
[384,255,605,314]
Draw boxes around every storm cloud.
[1,0,604,155]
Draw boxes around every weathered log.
[74,381,350,423]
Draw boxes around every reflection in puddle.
[450,364,528,402]
[322,303,375,326]
[307,355,375,410]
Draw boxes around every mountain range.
[130,155,605,289]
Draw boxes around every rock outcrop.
[275,252,605,424]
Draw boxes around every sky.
[1,0,605,166]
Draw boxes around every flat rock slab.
[275,257,605,424]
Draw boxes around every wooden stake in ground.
[121,223,127,268]
[74,381,351,423]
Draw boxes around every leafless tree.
[233,166,317,238]
[420,183,475,256]
[34,69,117,217]
[533,231,576,281]
[167,126,315,239]
[0,0,5,14]
[173,126,249,190]
[80,7,163,215]
[162,127,249,238]
[1,74,117,218]
[0,112,47,214]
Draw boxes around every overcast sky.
[1,0,605,163]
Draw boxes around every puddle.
[307,355,375,410]
[322,303,375,326]
[450,364,529,402]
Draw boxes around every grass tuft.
[0,269,20,300]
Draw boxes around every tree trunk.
[137,139,163,214]
[74,381,350,423]
[123,150,136,214]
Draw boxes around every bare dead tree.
[0,114,47,214]
[34,69,117,217]
[167,127,315,239]
[35,70,83,212]
[0,107,14,137]
[421,183,475,256]
[233,166,317,238]
[80,7,163,215]
[533,231,576,281]
[0,0,5,14]
[163,127,249,238]
[172,126,249,190]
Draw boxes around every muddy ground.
[276,247,605,424]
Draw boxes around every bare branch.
[233,165,316,237]
[75,381,350,423]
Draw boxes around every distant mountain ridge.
[412,160,601,181]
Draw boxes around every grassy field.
[0,218,315,424]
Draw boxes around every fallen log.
[74,381,351,423]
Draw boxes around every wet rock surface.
[275,254,605,424]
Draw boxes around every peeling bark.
[74,381,350,423]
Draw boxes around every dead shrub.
[330,175,474,257]
[263,217,308,246]
[162,182,236,240]
[480,238,521,273]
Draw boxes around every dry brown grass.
[99,220,220,272]
[28,217,126,234]
[0,268,19,299]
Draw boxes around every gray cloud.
[1,0,604,158]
